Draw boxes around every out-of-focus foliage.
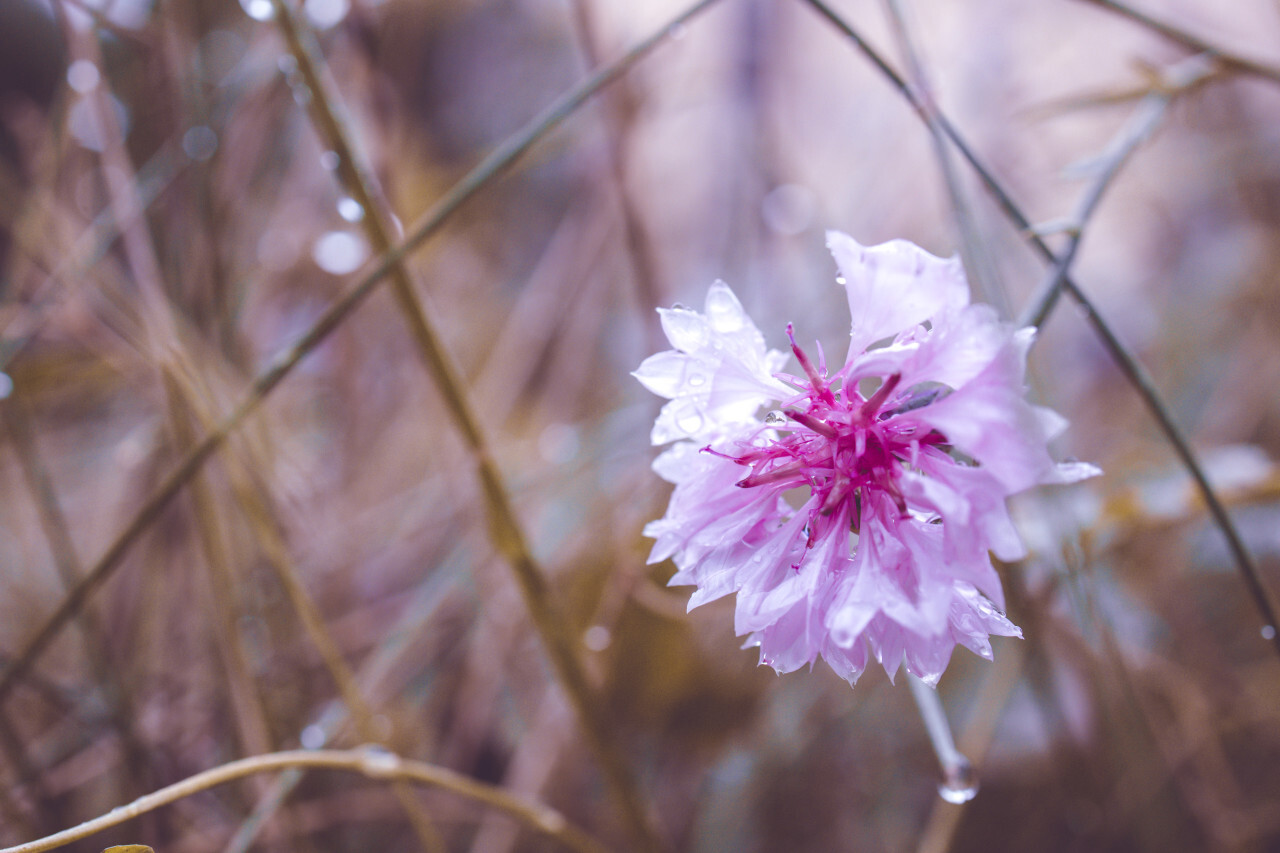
[2,0,1280,850]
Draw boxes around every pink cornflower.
[634,232,1098,686]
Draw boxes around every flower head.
[634,232,1099,686]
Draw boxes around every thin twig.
[1076,0,1280,84]
[1020,54,1215,330]
[0,0,725,712]
[800,0,1280,656]
[567,0,669,356]
[224,545,473,853]
[881,0,1009,316]
[0,748,609,853]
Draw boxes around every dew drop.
[539,811,568,834]
[300,724,326,749]
[705,285,745,331]
[835,276,847,285]
[66,59,100,94]
[676,413,704,434]
[357,744,401,778]
[319,150,340,171]
[337,197,364,222]
[764,410,788,427]
[182,125,218,161]
[312,230,368,274]
[291,83,312,106]
[277,55,298,75]
[583,625,612,652]
[938,755,978,804]
[1263,625,1277,641]
[0,373,12,400]
[239,0,275,21]
[305,0,350,29]
[687,373,706,387]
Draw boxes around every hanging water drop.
[938,755,979,804]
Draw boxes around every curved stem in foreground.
[0,748,608,853]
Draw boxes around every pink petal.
[827,231,970,361]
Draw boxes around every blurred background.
[2,0,1280,850]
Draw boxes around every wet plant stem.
[0,749,608,853]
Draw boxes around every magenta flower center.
[713,325,948,544]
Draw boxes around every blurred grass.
[3,0,1280,851]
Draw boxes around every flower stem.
[907,675,976,803]
[0,748,608,853]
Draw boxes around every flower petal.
[633,281,789,444]
[827,231,970,360]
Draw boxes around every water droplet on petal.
[676,413,704,434]
[835,275,847,285]
[240,0,275,21]
[277,55,298,75]
[300,724,326,749]
[337,197,364,222]
[687,372,706,387]
[1263,625,1276,641]
[292,83,312,106]
[764,411,788,427]
[705,285,744,332]
[938,755,979,804]
[319,150,341,171]
[0,373,12,399]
